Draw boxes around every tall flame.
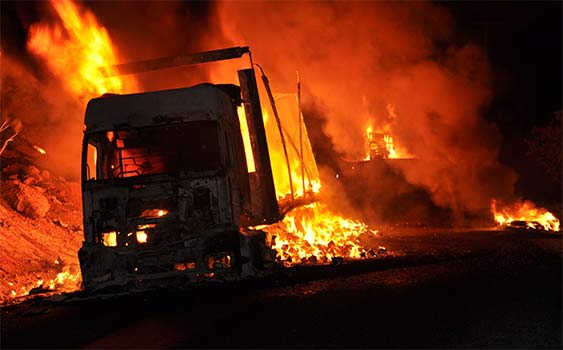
[491,199,560,232]
[27,0,136,100]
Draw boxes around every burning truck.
[79,47,285,291]
[78,47,373,291]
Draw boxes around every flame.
[237,105,257,173]
[263,202,375,264]
[8,264,82,299]
[27,0,136,101]
[101,231,117,247]
[22,0,376,296]
[364,104,413,160]
[260,93,322,198]
[139,209,168,218]
[491,199,560,232]
[136,231,148,244]
[45,268,82,291]
[254,92,375,263]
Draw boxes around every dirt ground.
[0,150,83,303]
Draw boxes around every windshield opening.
[86,121,222,180]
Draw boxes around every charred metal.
[79,47,280,291]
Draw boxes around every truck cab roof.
[84,83,240,134]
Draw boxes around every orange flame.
[255,92,376,263]
[263,203,375,264]
[9,264,82,299]
[491,199,560,232]
[27,0,136,100]
[364,104,413,160]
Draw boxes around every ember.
[9,264,82,299]
[32,145,47,155]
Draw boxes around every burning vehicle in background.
[79,47,282,291]
[504,220,547,231]
[491,199,561,233]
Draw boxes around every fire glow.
[14,0,140,296]
[33,145,47,155]
[263,203,375,264]
[491,199,560,232]
[9,0,379,300]
[27,0,136,100]
[253,92,376,264]
[363,104,413,161]
[9,264,82,299]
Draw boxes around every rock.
[24,165,41,180]
[1,180,50,218]
[23,177,35,185]
[1,164,42,182]
[2,163,25,178]
[53,218,68,228]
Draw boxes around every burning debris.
[262,202,375,265]
[364,104,414,161]
[491,199,560,232]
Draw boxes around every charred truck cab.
[79,47,280,291]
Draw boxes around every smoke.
[210,1,517,217]
[1,51,83,179]
[87,0,220,92]
[2,1,518,218]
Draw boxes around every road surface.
[1,229,561,348]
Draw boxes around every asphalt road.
[1,229,561,349]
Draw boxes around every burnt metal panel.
[238,68,280,224]
[107,46,250,76]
